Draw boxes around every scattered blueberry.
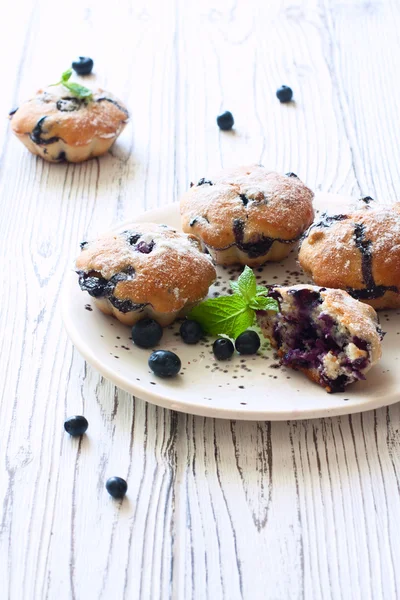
[235,330,261,355]
[276,85,293,103]
[180,320,203,344]
[132,318,163,349]
[72,57,94,75]
[106,477,128,499]
[217,111,234,131]
[213,338,234,360]
[148,350,181,377]
[64,415,88,436]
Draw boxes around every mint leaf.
[236,265,257,301]
[249,296,279,312]
[189,295,255,338]
[256,285,269,295]
[49,69,93,100]
[229,280,240,294]
[61,68,73,82]
[63,81,93,99]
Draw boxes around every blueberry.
[216,111,234,131]
[285,172,298,178]
[235,330,261,355]
[132,318,163,348]
[148,350,181,377]
[180,320,203,344]
[106,477,128,499]
[136,240,154,254]
[72,57,94,75]
[64,415,88,436]
[276,85,293,103]
[213,338,234,360]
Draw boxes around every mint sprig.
[49,68,93,100]
[189,266,278,338]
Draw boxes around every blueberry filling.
[80,241,88,250]
[124,231,141,245]
[197,178,213,186]
[303,215,399,300]
[268,289,371,392]
[352,223,399,299]
[232,218,298,258]
[109,296,145,313]
[312,213,349,230]
[56,97,83,112]
[57,151,66,162]
[78,267,142,313]
[189,217,198,226]
[96,97,129,117]
[285,172,298,178]
[361,196,374,204]
[9,107,18,117]
[239,194,249,206]
[30,117,60,145]
[136,241,154,254]
[78,272,108,298]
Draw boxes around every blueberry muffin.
[9,85,128,162]
[298,204,400,309]
[76,224,217,326]
[257,285,383,393]
[180,165,314,266]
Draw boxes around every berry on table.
[276,85,293,103]
[235,330,261,355]
[72,57,94,75]
[213,338,234,360]
[180,320,203,344]
[132,318,163,348]
[217,111,234,131]
[106,477,128,499]
[64,415,88,436]
[148,350,181,377]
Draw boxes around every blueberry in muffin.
[76,223,217,326]
[298,203,400,309]
[256,285,384,392]
[180,164,314,266]
[9,71,128,163]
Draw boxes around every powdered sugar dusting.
[75,222,216,313]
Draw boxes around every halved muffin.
[256,285,383,392]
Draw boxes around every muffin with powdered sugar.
[76,224,217,326]
[180,165,314,266]
[298,202,400,310]
[9,75,128,163]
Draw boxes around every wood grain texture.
[1,0,400,598]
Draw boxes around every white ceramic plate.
[62,193,400,420]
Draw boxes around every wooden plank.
[1,0,400,598]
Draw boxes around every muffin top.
[10,85,129,147]
[76,223,217,314]
[180,165,315,250]
[298,204,400,296]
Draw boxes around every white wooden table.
[2,0,400,598]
